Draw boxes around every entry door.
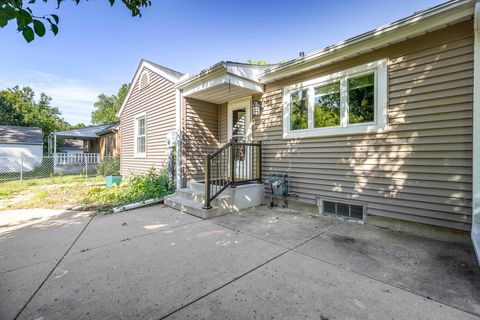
[228,98,252,180]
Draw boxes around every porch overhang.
[182,74,263,104]
[177,61,269,104]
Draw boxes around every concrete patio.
[1,205,479,319]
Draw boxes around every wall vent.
[139,71,149,90]
[317,197,365,221]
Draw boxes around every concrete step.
[176,188,230,205]
[164,195,225,219]
[166,181,265,219]
[187,181,205,192]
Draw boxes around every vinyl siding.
[253,20,474,231]
[120,67,176,175]
[182,98,219,182]
[218,103,228,144]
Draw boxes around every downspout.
[472,2,480,262]
[175,88,182,190]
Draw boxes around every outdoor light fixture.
[252,100,262,116]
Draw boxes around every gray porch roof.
[95,121,120,136]
[50,124,111,139]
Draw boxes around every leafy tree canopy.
[246,59,268,66]
[0,86,70,152]
[0,0,152,42]
[91,83,129,125]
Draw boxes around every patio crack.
[13,214,95,320]
[157,220,345,320]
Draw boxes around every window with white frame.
[283,59,388,138]
[134,113,146,156]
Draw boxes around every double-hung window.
[134,113,146,157]
[283,59,388,138]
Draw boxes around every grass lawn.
[0,169,174,212]
[0,175,104,210]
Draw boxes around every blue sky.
[0,0,444,125]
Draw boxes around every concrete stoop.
[164,181,265,219]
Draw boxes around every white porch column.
[472,2,480,262]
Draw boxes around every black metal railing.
[203,139,262,209]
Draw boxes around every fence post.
[230,139,236,188]
[203,155,212,209]
[85,154,88,180]
[256,143,262,183]
[20,156,23,183]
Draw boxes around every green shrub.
[80,167,173,210]
[96,157,120,176]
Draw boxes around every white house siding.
[0,144,43,172]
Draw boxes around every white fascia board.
[226,64,271,81]
[182,74,263,98]
[260,1,475,83]
[117,60,182,117]
[176,62,227,89]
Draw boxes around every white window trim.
[283,59,388,139]
[134,112,147,158]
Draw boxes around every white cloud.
[0,71,111,125]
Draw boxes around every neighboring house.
[120,0,480,256]
[48,123,121,171]
[58,140,83,155]
[0,125,43,173]
[96,121,121,157]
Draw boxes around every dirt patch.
[0,192,35,210]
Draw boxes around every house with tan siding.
[120,0,480,257]
[118,59,185,175]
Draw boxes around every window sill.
[283,123,388,139]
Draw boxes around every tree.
[0,91,24,125]
[0,86,69,152]
[70,122,87,129]
[246,59,268,66]
[91,83,129,125]
[246,59,288,65]
[0,0,152,43]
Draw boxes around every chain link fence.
[0,154,119,184]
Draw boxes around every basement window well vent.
[317,197,365,221]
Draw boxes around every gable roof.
[259,0,477,83]
[144,59,185,79]
[117,59,186,117]
[0,126,43,145]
